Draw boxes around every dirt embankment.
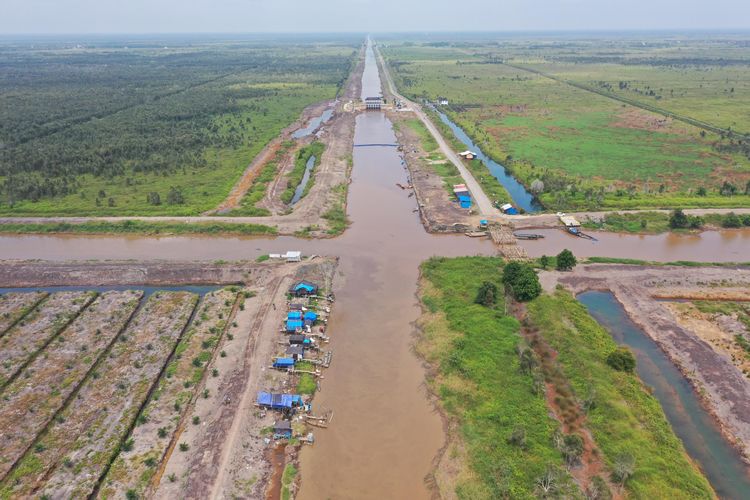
[547,263,750,462]
[0,259,295,288]
[203,44,365,237]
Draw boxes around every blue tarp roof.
[257,392,303,409]
[293,282,316,292]
[286,319,303,331]
[458,195,471,202]
[287,311,302,320]
[273,357,296,368]
[303,311,318,321]
[505,207,519,215]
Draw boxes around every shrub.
[122,438,134,452]
[475,281,498,307]
[606,347,636,372]
[722,212,742,228]
[179,442,189,452]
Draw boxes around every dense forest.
[0,36,358,213]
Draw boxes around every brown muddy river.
[0,41,749,499]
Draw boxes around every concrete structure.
[365,96,383,110]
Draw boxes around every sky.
[1,0,749,34]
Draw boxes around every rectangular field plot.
[0,291,198,498]
[0,291,142,479]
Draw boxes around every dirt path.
[374,42,499,217]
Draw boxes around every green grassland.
[0,220,277,236]
[382,38,750,210]
[419,256,712,498]
[0,37,358,216]
[527,290,713,498]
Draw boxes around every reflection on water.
[292,109,333,139]
[579,291,750,498]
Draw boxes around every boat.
[513,233,545,240]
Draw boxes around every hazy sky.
[2,0,749,34]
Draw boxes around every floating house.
[274,420,293,439]
[500,203,519,215]
[286,319,303,332]
[288,334,312,345]
[290,281,318,297]
[286,344,305,360]
[256,392,303,410]
[459,150,477,160]
[273,357,296,369]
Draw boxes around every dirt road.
[374,42,500,217]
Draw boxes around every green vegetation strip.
[281,141,325,205]
[0,220,277,236]
[321,183,349,235]
[526,289,713,498]
[419,257,574,498]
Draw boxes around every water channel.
[578,291,750,499]
[292,109,334,139]
[434,108,542,213]
[0,39,748,499]
[290,154,316,205]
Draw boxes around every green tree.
[539,255,549,269]
[555,249,576,271]
[475,281,498,307]
[696,186,707,196]
[669,209,689,229]
[147,192,161,205]
[167,187,185,205]
[607,347,636,372]
[720,181,737,196]
[503,263,542,302]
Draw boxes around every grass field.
[418,256,713,498]
[0,220,277,236]
[0,36,358,216]
[382,36,750,210]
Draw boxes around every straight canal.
[0,40,749,499]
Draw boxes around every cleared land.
[418,256,713,498]
[0,36,357,216]
[0,257,336,499]
[382,36,750,210]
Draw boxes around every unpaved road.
[374,42,499,217]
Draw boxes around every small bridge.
[353,143,399,148]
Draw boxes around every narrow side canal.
[434,108,542,213]
[578,291,750,499]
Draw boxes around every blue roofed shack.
[303,311,318,321]
[286,319,303,332]
[459,195,472,209]
[274,420,292,439]
[256,392,303,410]
[291,281,318,297]
[273,357,296,369]
[288,311,302,320]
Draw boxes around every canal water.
[578,291,750,499]
[0,38,748,500]
[292,109,333,139]
[290,155,316,205]
[434,108,542,213]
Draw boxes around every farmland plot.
[0,291,198,499]
[0,291,95,388]
[99,288,238,498]
[0,291,47,336]
[0,291,143,479]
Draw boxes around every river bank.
[544,263,750,468]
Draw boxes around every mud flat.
[0,259,291,288]
[0,291,95,388]
[546,263,750,463]
[0,291,197,498]
[99,288,239,498]
[0,291,142,480]
[0,292,47,336]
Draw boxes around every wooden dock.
[489,223,528,260]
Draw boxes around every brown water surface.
[0,39,748,500]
